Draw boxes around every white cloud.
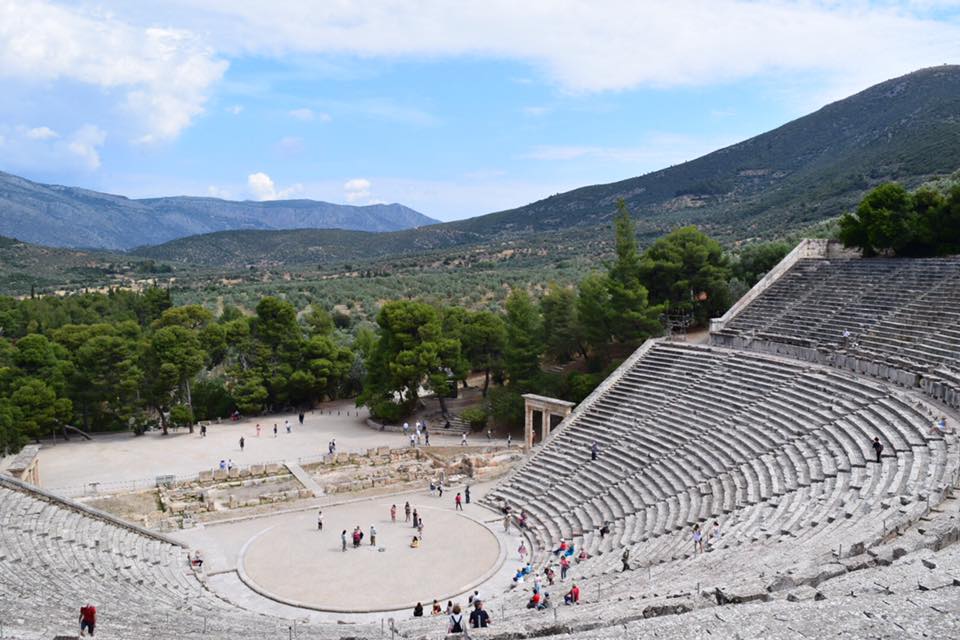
[523,132,742,169]
[207,185,231,199]
[275,135,304,155]
[522,106,550,117]
[288,107,331,123]
[113,1,960,96]
[25,126,59,140]
[66,125,107,170]
[0,1,227,142]
[343,177,372,203]
[225,104,244,115]
[247,171,303,201]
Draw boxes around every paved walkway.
[37,400,506,491]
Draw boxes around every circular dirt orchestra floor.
[239,499,502,612]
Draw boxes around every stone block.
[265,463,281,474]
[198,470,213,482]
[213,470,228,481]
[250,464,264,476]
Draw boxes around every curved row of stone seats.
[711,255,960,408]
[0,475,407,640]
[482,342,953,596]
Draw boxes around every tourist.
[79,603,96,637]
[710,520,722,546]
[559,555,570,580]
[227,459,234,470]
[317,510,323,531]
[533,575,542,594]
[255,423,261,437]
[410,433,416,448]
[470,600,491,628]
[591,441,598,461]
[341,530,347,552]
[410,536,420,548]
[412,508,419,527]
[621,548,631,572]
[403,421,409,434]
[391,504,397,522]
[417,519,424,539]
[438,483,444,498]
[599,522,609,538]
[537,592,551,610]
[455,492,463,511]
[526,591,541,609]
[507,433,512,447]
[191,550,203,568]
[503,514,511,533]
[415,424,421,444]
[201,424,207,437]
[576,548,589,563]
[468,590,480,606]
[239,436,245,452]
[692,524,704,553]
[487,428,492,440]
[872,436,884,463]
[564,584,580,605]
[519,510,528,529]
[413,602,424,617]
[405,502,412,522]
[429,480,436,496]
[448,604,464,633]
[431,599,442,615]
[273,424,278,437]
[446,601,454,615]
[553,539,568,556]
[461,433,468,446]
[370,524,377,546]
[298,411,304,426]
[285,419,291,433]
[545,566,555,585]
[352,526,363,547]
[425,432,431,446]
[930,416,948,435]
[518,539,527,562]
[219,460,226,471]
[465,485,471,504]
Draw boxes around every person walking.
[461,432,468,446]
[591,441,599,461]
[370,524,377,546]
[391,504,397,523]
[412,508,419,528]
[273,424,278,438]
[692,524,704,553]
[507,433,512,448]
[285,419,291,434]
[79,603,96,637]
[504,514,512,533]
[455,492,463,511]
[298,411,304,426]
[621,548,631,572]
[317,510,323,531]
[560,555,570,580]
[465,484,471,504]
[518,540,527,562]
[200,424,207,438]
[424,431,430,446]
[341,530,347,552]
[438,483,444,498]
[872,436,884,463]
[239,436,245,452]
[255,423,261,437]
[405,502,412,522]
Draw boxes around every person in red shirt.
[564,584,580,605]
[79,603,96,636]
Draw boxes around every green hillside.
[135,65,960,267]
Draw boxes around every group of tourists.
[404,420,431,447]
[413,591,491,631]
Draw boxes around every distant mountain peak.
[0,172,438,250]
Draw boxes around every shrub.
[460,406,489,431]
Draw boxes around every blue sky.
[1,1,959,221]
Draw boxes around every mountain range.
[0,172,437,251]
[132,65,960,267]
[4,65,960,271]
